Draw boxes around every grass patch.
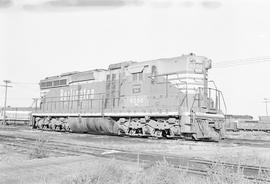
[207,162,248,184]
[29,135,49,159]
[61,160,131,184]
[61,159,269,184]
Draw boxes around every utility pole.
[263,98,270,116]
[1,80,12,125]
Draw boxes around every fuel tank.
[67,117,116,134]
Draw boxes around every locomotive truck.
[31,53,226,141]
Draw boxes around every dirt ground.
[0,154,141,184]
[1,125,270,184]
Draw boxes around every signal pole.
[1,80,12,125]
[263,98,270,116]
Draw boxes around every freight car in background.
[31,53,226,141]
[225,115,270,132]
[0,107,33,125]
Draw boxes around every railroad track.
[224,137,270,146]
[3,125,270,147]
[0,134,269,182]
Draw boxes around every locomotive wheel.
[149,128,156,137]
[192,134,198,141]
[58,125,63,131]
[56,125,60,131]
[129,129,136,136]
[51,124,56,130]
[169,129,175,137]
[162,130,167,137]
[154,130,162,138]
[60,125,65,131]
[44,125,49,130]
[117,129,123,136]
[37,123,42,129]
[62,123,69,132]
[64,125,71,132]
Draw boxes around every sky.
[0,0,270,119]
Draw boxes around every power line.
[215,56,270,64]
[216,56,270,63]
[12,82,39,85]
[213,56,270,68]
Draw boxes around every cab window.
[132,72,143,81]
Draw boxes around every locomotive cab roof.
[125,53,212,76]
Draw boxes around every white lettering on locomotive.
[128,96,146,106]
[60,88,95,101]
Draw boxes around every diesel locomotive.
[32,53,226,141]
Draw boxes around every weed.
[206,161,249,184]
[61,159,270,184]
[61,159,131,184]
[29,135,49,159]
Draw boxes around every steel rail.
[0,134,269,182]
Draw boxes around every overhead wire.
[213,56,270,68]
[12,82,39,85]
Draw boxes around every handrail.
[220,91,227,114]
[209,80,227,114]
[193,87,223,113]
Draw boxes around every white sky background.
[0,0,270,118]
